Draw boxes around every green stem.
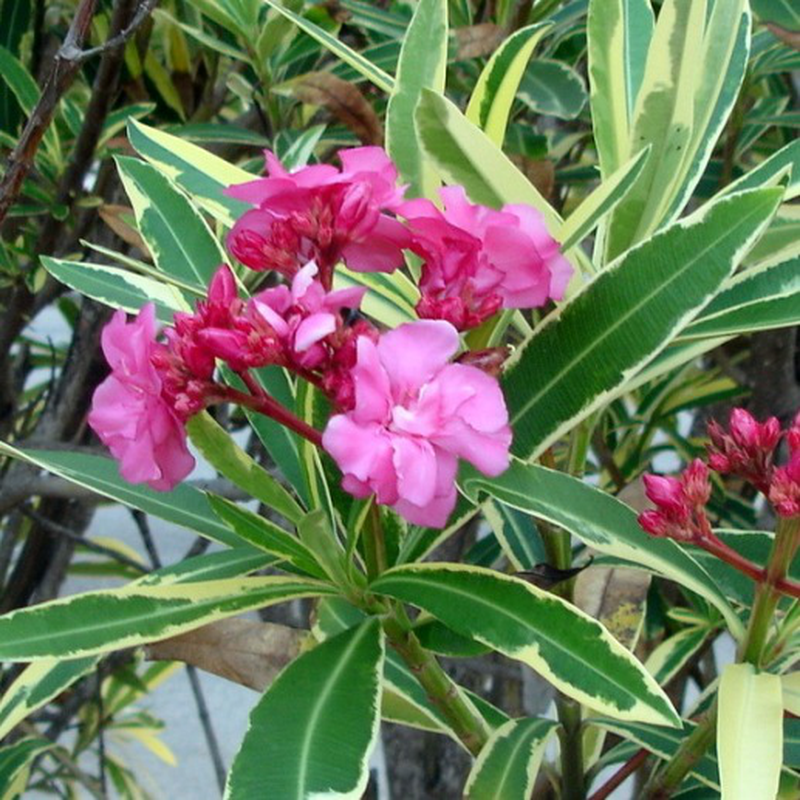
[381,604,489,757]
[739,515,800,665]
[645,515,800,797]
[558,696,586,800]
[362,502,388,581]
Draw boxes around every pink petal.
[325,286,367,312]
[352,337,392,424]
[377,320,460,397]
[294,313,337,352]
[391,435,437,508]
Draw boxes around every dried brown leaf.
[453,23,505,60]
[287,72,383,145]
[98,204,151,257]
[145,618,306,692]
[766,23,800,51]
[510,156,555,201]
[574,564,651,651]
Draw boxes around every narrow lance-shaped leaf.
[225,619,384,800]
[207,495,326,579]
[0,442,248,550]
[116,156,227,290]
[260,0,394,93]
[0,548,276,741]
[187,412,304,525]
[0,576,334,661]
[466,23,552,147]
[461,462,743,637]
[386,0,447,198]
[465,718,559,800]
[502,187,782,462]
[587,0,654,176]
[127,119,251,226]
[372,564,680,727]
[41,256,192,323]
[717,663,783,800]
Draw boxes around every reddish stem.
[589,748,649,800]
[698,533,800,599]
[223,385,323,448]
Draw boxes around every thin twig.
[18,506,148,574]
[130,510,162,569]
[588,748,649,800]
[186,665,228,792]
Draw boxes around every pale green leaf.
[466,23,552,147]
[386,0,447,198]
[518,60,587,121]
[718,663,783,800]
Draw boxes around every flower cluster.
[90,145,570,526]
[638,408,800,545]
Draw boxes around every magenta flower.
[226,147,410,281]
[322,320,511,528]
[399,186,572,330]
[250,261,367,370]
[88,304,195,491]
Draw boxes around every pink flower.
[226,147,410,281]
[250,262,367,370]
[770,452,800,518]
[88,304,195,491]
[399,187,572,330]
[322,320,511,527]
[707,408,781,494]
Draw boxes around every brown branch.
[0,0,159,227]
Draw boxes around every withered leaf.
[98,204,151,257]
[453,23,505,60]
[766,23,800,51]
[145,618,307,692]
[287,72,383,145]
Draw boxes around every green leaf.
[333,264,418,328]
[645,626,711,686]
[0,738,53,795]
[680,256,800,340]
[604,0,751,259]
[415,89,561,230]
[751,0,800,29]
[482,499,545,571]
[127,119,251,226]
[261,0,394,93]
[0,443,248,550]
[461,462,743,637]
[386,0,447,198]
[40,257,192,323]
[465,717,559,800]
[718,664,783,800]
[0,577,332,661]
[116,156,227,289]
[0,0,31,134]
[225,619,384,799]
[372,564,680,727]
[207,495,326,579]
[559,146,650,253]
[186,412,304,524]
[501,188,782,461]
[593,718,720,789]
[466,23,552,147]
[587,0,654,176]
[0,45,60,162]
[518,60,587,121]
[722,139,800,202]
[297,509,350,588]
